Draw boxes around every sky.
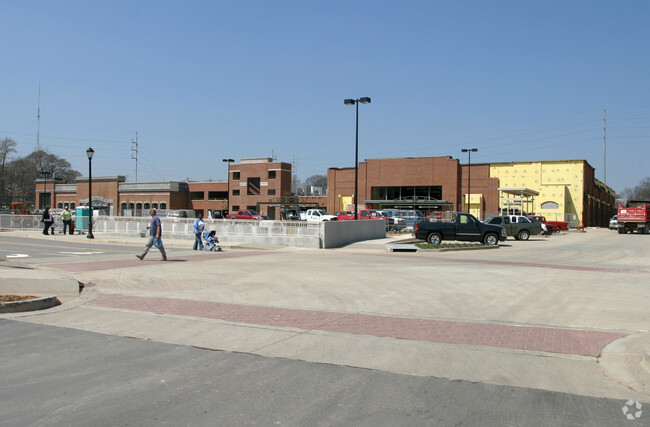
[1,1,649,194]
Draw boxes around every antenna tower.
[603,109,606,185]
[131,132,139,182]
[36,84,41,150]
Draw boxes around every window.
[190,191,204,200]
[371,186,442,200]
[488,217,502,224]
[541,201,560,209]
[268,170,276,179]
[208,191,228,200]
[268,189,276,195]
[70,203,75,209]
[233,172,240,180]
[58,202,63,208]
[233,190,240,196]
[144,202,150,210]
[160,202,167,209]
[247,177,261,195]
[232,205,240,211]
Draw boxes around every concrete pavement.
[1,228,649,404]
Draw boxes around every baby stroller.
[203,230,222,252]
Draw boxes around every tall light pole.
[86,147,94,239]
[344,97,371,220]
[39,170,51,209]
[222,158,234,214]
[461,148,478,214]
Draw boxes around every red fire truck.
[617,201,650,234]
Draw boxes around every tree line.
[0,138,81,209]
[619,178,650,201]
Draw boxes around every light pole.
[344,97,371,220]
[86,147,94,239]
[222,158,234,214]
[39,170,51,209]
[461,148,478,214]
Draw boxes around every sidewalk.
[1,228,649,402]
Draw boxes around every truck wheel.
[617,227,624,234]
[484,233,498,245]
[518,230,530,240]
[427,233,442,245]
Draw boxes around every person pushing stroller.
[202,230,222,252]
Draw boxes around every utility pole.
[603,109,606,185]
[131,132,138,182]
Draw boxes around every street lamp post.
[222,158,235,214]
[344,97,371,220]
[86,147,94,239]
[461,148,478,214]
[39,170,51,209]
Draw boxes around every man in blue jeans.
[193,212,205,250]
[136,209,167,261]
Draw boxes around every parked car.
[609,215,618,230]
[377,209,406,231]
[302,209,337,222]
[414,212,507,245]
[226,209,265,220]
[527,215,568,232]
[336,209,387,221]
[483,215,542,240]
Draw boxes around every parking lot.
[2,227,649,403]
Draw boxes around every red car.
[336,209,388,221]
[226,209,265,220]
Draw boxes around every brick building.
[35,155,615,227]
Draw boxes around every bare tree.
[4,149,81,207]
[304,174,328,190]
[0,138,17,206]
[619,177,650,201]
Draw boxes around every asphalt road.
[0,235,192,262]
[0,319,634,427]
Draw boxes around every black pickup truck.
[413,212,507,245]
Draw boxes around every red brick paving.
[90,294,627,357]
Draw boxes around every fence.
[0,215,386,249]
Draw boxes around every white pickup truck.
[302,209,337,222]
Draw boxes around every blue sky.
[1,1,649,193]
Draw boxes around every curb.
[0,296,60,313]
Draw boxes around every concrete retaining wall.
[0,215,387,249]
[92,217,386,249]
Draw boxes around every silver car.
[609,215,618,230]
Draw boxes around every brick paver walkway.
[91,294,627,357]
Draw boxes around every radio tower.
[131,132,139,182]
[36,84,41,150]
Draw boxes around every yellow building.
[490,160,615,228]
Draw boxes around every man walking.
[61,207,72,235]
[136,209,167,261]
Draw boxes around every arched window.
[152,202,158,209]
[160,202,167,210]
[144,202,150,210]
[541,201,560,210]
[58,202,63,208]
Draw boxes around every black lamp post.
[39,170,51,209]
[222,158,234,214]
[86,147,94,239]
[461,148,478,214]
[344,97,371,220]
